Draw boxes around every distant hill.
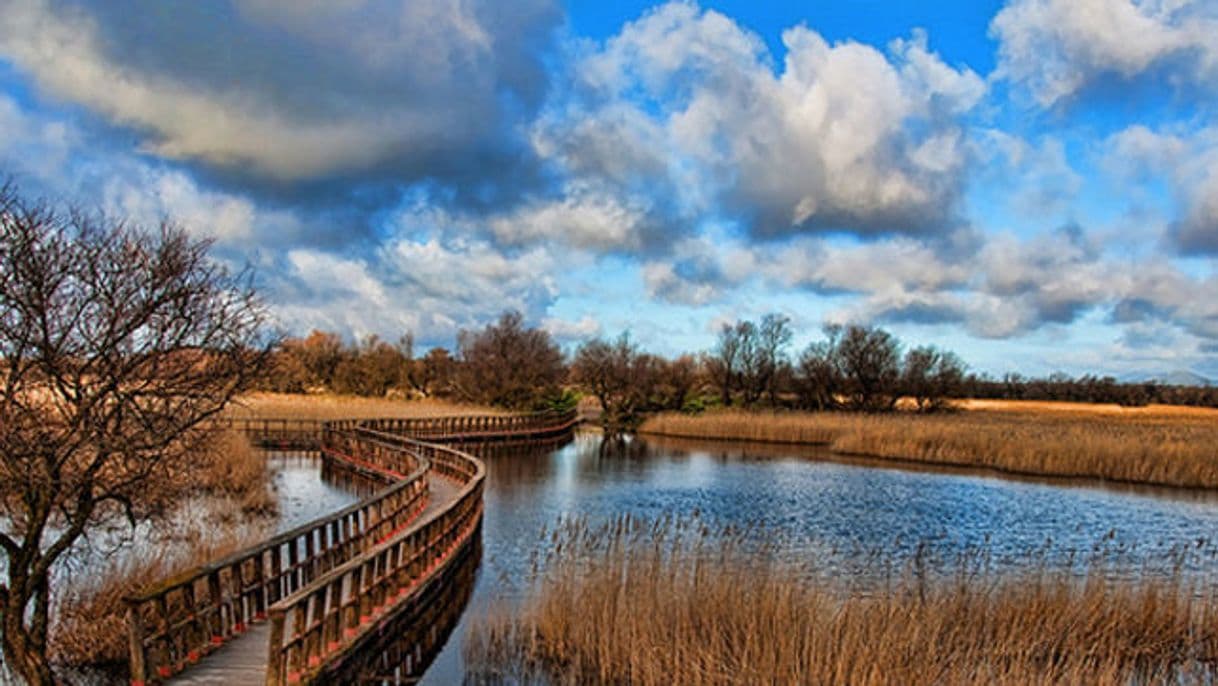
[1119,370,1214,387]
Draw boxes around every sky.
[1,0,1217,378]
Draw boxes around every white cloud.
[991,0,1218,107]
[486,187,653,251]
[271,236,565,343]
[543,2,984,240]
[1105,124,1218,253]
[542,315,602,340]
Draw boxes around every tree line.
[261,311,1218,428]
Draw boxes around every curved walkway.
[125,410,578,686]
[163,472,462,686]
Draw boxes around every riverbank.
[465,517,1218,685]
[638,401,1218,490]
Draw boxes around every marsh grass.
[466,516,1218,685]
[227,391,502,420]
[49,430,275,670]
[640,403,1218,489]
[193,429,278,515]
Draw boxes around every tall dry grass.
[50,430,275,669]
[192,428,277,515]
[466,517,1218,685]
[639,404,1218,489]
[227,391,503,420]
[50,524,269,669]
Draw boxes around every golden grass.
[226,391,503,420]
[639,404,1218,489]
[192,429,277,515]
[466,517,1218,685]
[51,512,271,668]
[960,398,1218,420]
[51,431,275,669]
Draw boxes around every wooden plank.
[161,412,573,685]
[166,624,270,685]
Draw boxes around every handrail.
[126,408,580,685]
[263,435,485,685]
[360,408,578,440]
[124,432,428,684]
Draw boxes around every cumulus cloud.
[541,3,985,241]
[486,185,658,252]
[0,0,560,182]
[541,315,602,341]
[1106,124,1218,254]
[271,236,564,344]
[991,0,1218,107]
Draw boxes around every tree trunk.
[3,587,55,686]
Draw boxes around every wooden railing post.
[126,601,148,686]
[266,610,286,686]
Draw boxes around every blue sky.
[1,0,1216,378]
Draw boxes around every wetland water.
[414,431,1218,684]
[17,435,1218,684]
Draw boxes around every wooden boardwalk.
[125,410,579,686]
[165,475,461,686]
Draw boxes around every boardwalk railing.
[264,434,485,685]
[361,408,579,441]
[218,417,324,449]
[125,433,428,684]
[126,408,579,685]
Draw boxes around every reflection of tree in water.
[325,531,481,685]
[456,435,575,491]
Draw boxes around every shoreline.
[637,427,1218,495]
[636,405,1218,492]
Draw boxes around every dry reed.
[50,518,271,668]
[227,391,503,420]
[192,429,277,515]
[466,516,1218,685]
[639,404,1218,489]
[50,430,275,669]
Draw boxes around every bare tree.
[0,182,271,685]
[734,320,766,406]
[572,333,643,430]
[657,354,699,411]
[455,311,565,409]
[417,347,456,397]
[706,322,745,406]
[294,330,344,389]
[836,324,902,412]
[757,313,793,405]
[796,325,842,411]
[332,334,406,397]
[903,346,966,412]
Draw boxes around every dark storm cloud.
[0,0,562,222]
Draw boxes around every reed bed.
[50,430,275,670]
[466,517,1218,685]
[192,428,278,515]
[639,405,1218,489]
[226,391,502,420]
[50,513,271,668]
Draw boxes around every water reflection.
[25,434,1218,685]
[330,533,481,685]
[267,451,362,533]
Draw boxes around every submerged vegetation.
[640,403,1218,489]
[466,516,1218,685]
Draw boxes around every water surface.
[418,431,1218,684]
